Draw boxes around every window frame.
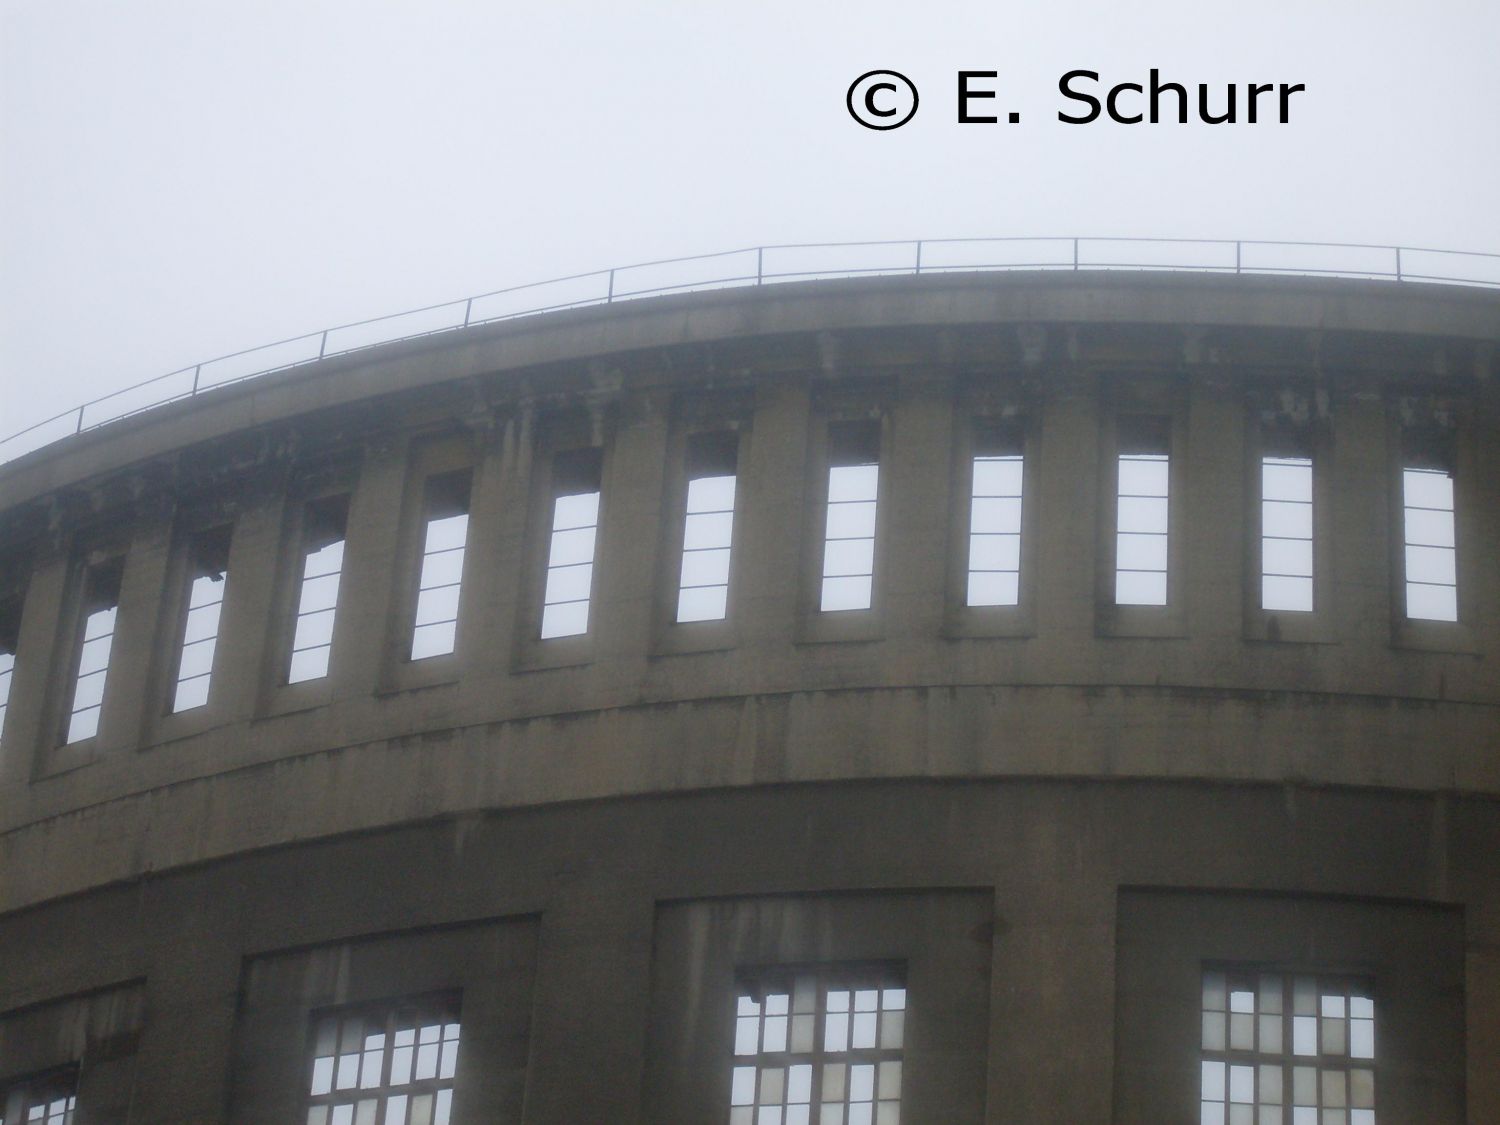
[729,962,907,1125]
[1097,407,1187,639]
[1244,415,1335,645]
[1387,410,1475,654]
[946,411,1037,639]
[302,993,463,1125]
[655,415,751,655]
[798,409,889,645]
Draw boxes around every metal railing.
[4,236,1499,465]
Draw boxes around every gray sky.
[4,0,1498,452]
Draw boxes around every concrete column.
[128,875,245,1124]
[595,389,669,666]
[105,510,173,754]
[1328,389,1391,656]
[737,378,811,648]
[332,436,410,699]
[1031,377,1099,650]
[519,881,655,1124]
[212,483,288,721]
[1183,378,1245,641]
[882,372,954,641]
[458,411,529,674]
[0,551,67,784]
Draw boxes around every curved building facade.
[0,272,1496,1123]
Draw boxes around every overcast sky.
[3,0,1498,455]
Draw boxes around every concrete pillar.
[595,388,669,666]
[883,372,954,642]
[212,482,288,721]
[520,882,655,1124]
[0,551,68,782]
[1183,378,1245,641]
[332,436,409,699]
[737,378,811,648]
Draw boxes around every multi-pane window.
[1401,463,1457,622]
[541,449,602,639]
[1261,455,1315,612]
[967,430,1024,607]
[1115,419,1171,606]
[677,433,738,624]
[0,595,20,745]
[1201,969,1375,1125]
[0,1072,76,1125]
[171,526,231,713]
[820,423,881,613]
[289,496,350,684]
[306,999,461,1125]
[65,558,124,744]
[730,966,905,1125]
[410,472,471,660]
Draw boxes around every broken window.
[1261,454,1315,612]
[171,526,231,712]
[305,999,461,1125]
[731,966,905,1125]
[540,448,602,639]
[289,496,350,684]
[677,432,738,624]
[820,423,881,613]
[1200,969,1375,1125]
[411,472,471,660]
[65,557,124,744]
[1401,462,1457,623]
[1115,418,1170,606]
[967,427,1024,607]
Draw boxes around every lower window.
[305,997,461,1125]
[1200,968,1375,1125]
[0,1072,76,1125]
[730,965,905,1125]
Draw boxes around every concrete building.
[0,271,1495,1123]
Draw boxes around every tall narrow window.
[305,999,461,1125]
[541,449,602,639]
[171,526,231,713]
[1201,969,1375,1125]
[65,558,124,744]
[288,496,350,684]
[0,595,20,745]
[411,472,471,660]
[1402,462,1457,622]
[967,429,1024,607]
[677,432,738,623]
[731,966,905,1125]
[1,1072,77,1125]
[1115,419,1170,606]
[820,422,880,613]
[1261,454,1315,612]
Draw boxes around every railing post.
[1235,241,1242,274]
[756,247,763,285]
[463,297,474,327]
[192,364,203,394]
[607,269,616,303]
[1072,237,1079,271]
[915,240,923,274]
[318,330,329,359]
[75,406,85,434]
[1395,246,1403,283]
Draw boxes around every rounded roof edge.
[4,270,1500,512]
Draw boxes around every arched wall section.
[0,272,1496,1123]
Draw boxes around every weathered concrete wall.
[0,273,1495,1120]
